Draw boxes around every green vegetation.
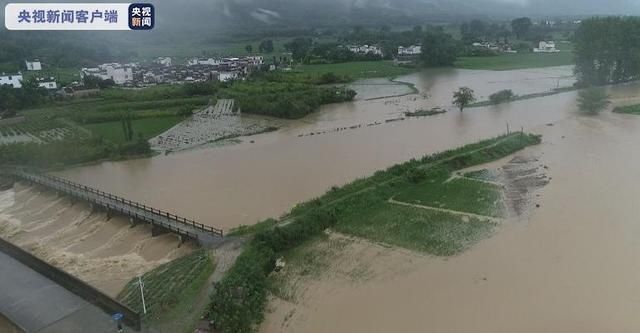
[209,132,541,333]
[221,74,356,119]
[337,202,495,255]
[613,104,640,115]
[394,176,504,218]
[468,86,576,108]
[455,51,574,71]
[489,89,515,104]
[577,87,610,114]
[574,17,640,85]
[295,61,415,80]
[118,250,214,327]
[83,116,184,143]
[453,87,476,111]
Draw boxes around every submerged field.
[210,132,542,333]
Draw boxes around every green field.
[118,250,214,329]
[336,202,496,256]
[83,116,183,143]
[455,51,574,71]
[295,61,416,79]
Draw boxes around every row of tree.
[574,17,640,85]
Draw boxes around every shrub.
[489,89,515,104]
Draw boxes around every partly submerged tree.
[453,87,476,112]
[577,87,610,114]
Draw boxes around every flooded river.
[3,64,640,331]
[55,66,582,230]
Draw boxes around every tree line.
[574,16,640,85]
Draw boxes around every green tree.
[420,31,458,67]
[453,87,476,112]
[577,87,610,114]
[511,17,532,39]
[258,40,274,53]
[574,17,640,85]
[245,44,253,54]
[284,38,313,62]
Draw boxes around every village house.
[36,77,57,90]
[396,45,422,64]
[25,60,42,71]
[155,56,172,67]
[346,45,384,57]
[534,41,560,53]
[187,58,223,66]
[81,63,135,85]
[0,73,23,88]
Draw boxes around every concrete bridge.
[11,170,224,247]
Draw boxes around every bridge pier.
[129,217,140,228]
[106,210,112,221]
[151,225,169,237]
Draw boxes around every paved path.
[0,251,119,333]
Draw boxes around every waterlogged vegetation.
[468,86,577,108]
[118,250,214,327]
[614,104,640,115]
[211,132,541,333]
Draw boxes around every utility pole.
[137,276,147,315]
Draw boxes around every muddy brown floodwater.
[54,66,580,230]
[5,65,640,331]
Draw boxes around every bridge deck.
[16,171,223,247]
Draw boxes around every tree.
[577,87,610,114]
[420,31,458,67]
[574,17,640,85]
[258,40,274,53]
[284,38,313,62]
[245,45,253,54]
[453,87,476,112]
[511,17,532,39]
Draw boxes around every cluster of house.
[345,45,384,57]
[79,55,265,87]
[0,59,58,90]
[533,41,560,53]
[471,42,518,54]
[396,45,422,64]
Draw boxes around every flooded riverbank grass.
[394,177,505,218]
[613,104,640,115]
[337,202,495,256]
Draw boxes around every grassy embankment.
[613,104,640,115]
[210,132,541,333]
[118,249,214,333]
[468,86,577,108]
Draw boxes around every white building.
[187,58,223,66]
[398,45,422,56]
[81,63,133,85]
[155,57,172,67]
[25,60,42,71]
[37,77,57,90]
[0,73,23,88]
[347,45,384,57]
[534,41,560,53]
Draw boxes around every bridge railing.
[16,171,223,238]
